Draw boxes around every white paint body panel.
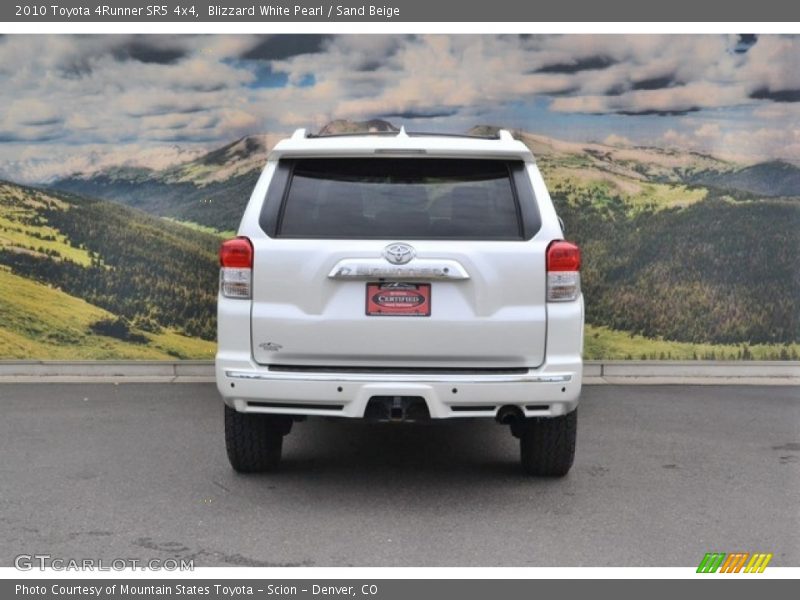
[217,130,584,418]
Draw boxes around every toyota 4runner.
[216,128,584,476]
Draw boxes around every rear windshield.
[275,158,523,240]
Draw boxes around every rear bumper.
[216,360,582,419]
[216,291,584,419]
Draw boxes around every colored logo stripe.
[697,553,726,573]
[720,553,749,573]
[697,552,773,573]
[744,553,773,573]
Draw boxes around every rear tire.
[224,405,292,473]
[518,409,577,477]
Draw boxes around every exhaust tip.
[495,405,524,425]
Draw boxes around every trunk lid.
[250,156,547,369]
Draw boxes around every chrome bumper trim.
[225,369,572,384]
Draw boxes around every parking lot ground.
[0,383,797,567]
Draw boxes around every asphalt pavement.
[0,383,797,567]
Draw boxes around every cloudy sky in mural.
[0,34,798,181]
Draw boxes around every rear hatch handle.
[328,258,470,280]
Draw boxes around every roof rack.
[302,128,513,141]
[305,130,401,139]
[406,131,503,140]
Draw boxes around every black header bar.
[2,0,800,22]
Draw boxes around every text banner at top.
[3,0,800,22]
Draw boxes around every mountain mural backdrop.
[1,121,798,360]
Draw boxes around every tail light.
[546,240,581,302]
[219,237,253,299]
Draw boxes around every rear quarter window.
[265,158,538,240]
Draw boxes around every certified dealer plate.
[366,282,431,316]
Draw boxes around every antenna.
[397,126,408,138]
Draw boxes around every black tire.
[518,409,577,477]
[224,405,292,473]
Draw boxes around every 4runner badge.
[383,243,416,265]
[259,342,283,352]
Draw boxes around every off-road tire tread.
[519,409,577,477]
[224,405,284,473]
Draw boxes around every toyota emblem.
[383,243,416,265]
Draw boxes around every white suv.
[216,128,584,476]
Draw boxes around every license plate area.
[366,282,431,317]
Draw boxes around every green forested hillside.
[0,267,214,359]
[52,135,275,232]
[555,190,800,345]
[689,160,800,197]
[0,181,220,357]
[52,171,258,233]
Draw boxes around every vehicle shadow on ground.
[225,419,575,489]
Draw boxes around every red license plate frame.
[365,282,431,317]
